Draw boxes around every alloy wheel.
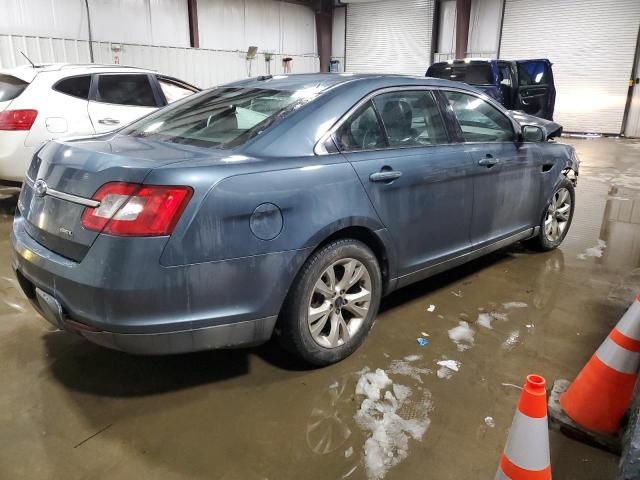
[307,258,372,349]
[544,187,572,242]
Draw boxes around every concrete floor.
[1,137,639,479]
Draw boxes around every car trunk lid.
[19,134,216,262]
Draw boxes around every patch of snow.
[477,313,495,329]
[329,381,339,389]
[501,383,523,390]
[526,324,534,329]
[484,417,495,428]
[503,302,528,309]
[490,312,509,321]
[345,446,354,458]
[388,359,431,383]
[356,369,392,400]
[448,321,476,351]
[451,290,463,297]
[437,314,444,320]
[403,354,421,362]
[427,304,436,312]
[420,332,429,337]
[577,239,606,260]
[436,360,461,379]
[354,368,433,480]
[502,330,521,351]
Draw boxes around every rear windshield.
[428,63,493,85]
[121,87,317,149]
[0,74,29,102]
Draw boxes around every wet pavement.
[0,137,639,479]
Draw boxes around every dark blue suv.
[427,59,556,120]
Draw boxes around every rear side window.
[428,63,493,85]
[95,74,157,107]
[0,74,28,102]
[444,91,514,142]
[334,101,386,152]
[373,90,448,146]
[54,75,91,99]
[518,62,549,86]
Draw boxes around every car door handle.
[98,118,120,125]
[369,171,402,182]
[478,156,499,167]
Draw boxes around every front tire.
[525,178,575,251]
[276,239,382,366]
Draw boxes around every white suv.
[0,64,199,183]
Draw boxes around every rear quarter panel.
[148,158,388,267]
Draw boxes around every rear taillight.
[0,109,38,130]
[81,182,193,236]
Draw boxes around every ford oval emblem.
[34,179,48,198]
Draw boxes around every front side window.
[444,91,514,142]
[158,77,196,104]
[373,90,447,147]
[122,87,314,148]
[95,74,157,107]
[334,101,386,152]
[54,75,91,99]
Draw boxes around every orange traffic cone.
[496,374,551,480]
[560,295,640,434]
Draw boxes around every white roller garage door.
[499,0,640,134]
[345,0,434,76]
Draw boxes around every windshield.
[428,63,493,85]
[121,87,316,148]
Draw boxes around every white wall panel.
[0,0,189,47]
[500,0,640,134]
[0,35,319,89]
[436,0,456,60]
[345,0,435,75]
[198,0,317,56]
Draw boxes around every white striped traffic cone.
[496,374,551,480]
[560,295,640,433]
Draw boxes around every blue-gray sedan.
[11,74,579,365]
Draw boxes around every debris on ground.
[502,330,521,351]
[420,332,429,337]
[484,417,496,428]
[345,446,354,458]
[417,338,429,346]
[448,321,475,351]
[451,290,463,297]
[427,304,436,312]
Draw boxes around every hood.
[509,111,563,139]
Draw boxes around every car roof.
[0,63,155,82]
[224,72,473,94]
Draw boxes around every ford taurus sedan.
[11,74,579,365]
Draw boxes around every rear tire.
[525,178,575,251]
[276,239,382,366]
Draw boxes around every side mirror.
[522,125,545,142]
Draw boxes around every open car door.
[515,59,556,120]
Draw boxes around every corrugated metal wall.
[0,35,319,88]
[500,0,640,134]
[0,0,319,89]
[345,0,435,76]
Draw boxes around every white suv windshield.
[122,87,314,148]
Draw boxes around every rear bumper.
[0,131,34,182]
[11,215,311,354]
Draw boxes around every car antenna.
[20,51,36,68]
